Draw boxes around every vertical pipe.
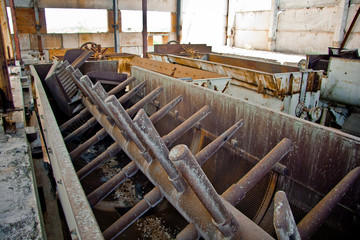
[113,0,120,53]
[142,0,148,58]
[34,1,42,54]
[176,0,181,42]
[8,0,21,61]
[340,6,360,50]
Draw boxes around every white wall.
[228,0,360,54]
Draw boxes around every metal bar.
[64,83,161,143]
[103,187,163,240]
[113,0,120,53]
[149,95,183,124]
[170,144,240,239]
[77,142,121,180]
[68,81,148,158]
[196,119,244,165]
[134,109,187,192]
[87,101,209,207]
[103,119,244,239]
[127,86,163,117]
[162,105,211,146]
[108,76,136,95]
[340,6,360,50]
[176,0,181,42]
[87,161,139,207]
[142,0,148,58]
[222,138,293,206]
[118,81,147,104]
[77,96,183,180]
[63,117,97,143]
[60,108,90,132]
[70,129,108,160]
[8,0,21,60]
[273,191,301,240]
[60,76,137,133]
[297,167,360,239]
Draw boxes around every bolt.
[57,179,62,185]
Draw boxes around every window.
[6,7,14,34]
[45,8,108,33]
[121,10,171,32]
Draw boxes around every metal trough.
[148,52,323,119]
[30,60,360,240]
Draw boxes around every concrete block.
[42,34,62,49]
[278,7,337,32]
[62,34,79,49]
[18,34,31,50]
[119,33,143,47]
[79,33,114,48]
[275,31,333,54]
[234,30,269,51]
[120,46,142,55]
[279,0,338,9]
[235,11,271,31]
[29,34,38,50]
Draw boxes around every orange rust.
[15,8,46,34]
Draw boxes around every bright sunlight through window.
[45,8,108,33]
[121,10,171,32]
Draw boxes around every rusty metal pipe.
[87,102,210,208]
[60,108,89,132]
[77,143,121,180]
[103,119,243,239]
[60,79,142,133]
[108,76,136,95]
[64,117,98,143]
[67,81,148,157]
[87,161,139,207]
[197,119,244,165]
[170,145,240,239]
[70,128,108,160]
[127,86,163,117]
[223,138,293,206]
[86,102,189,206]
[118,81,147,104]
[297,167,360,239]
[162,105,211,147]
[274,191,301,240]
[77,96,183,180]
[64,84,161,143]
[134,109,187,192]
[103,187,163,240]
[149,95,183,124]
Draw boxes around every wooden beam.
[0,0,13,60]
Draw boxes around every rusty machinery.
[31,59,360,240]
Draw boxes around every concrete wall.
[229,0,360,54]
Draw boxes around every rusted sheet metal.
[151,53,322,97]
[208,53,299,73]
[131,66,360,234]
[131,56,231,92]
[131,56,226,79]
[153,43,212,54]
[30,65,103,240]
